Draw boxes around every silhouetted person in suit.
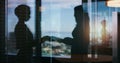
[63,5,90,55]
[14,5,35,63]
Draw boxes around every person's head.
[74,5,84,24]
[74,5,83,16]
[15,5,30,22]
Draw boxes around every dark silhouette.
[14,5,35,63]
[72,5,90,54]
[62,5,90,55]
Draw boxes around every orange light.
[106,0,120,7]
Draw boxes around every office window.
[40,0,119,62]
[84,1,120,56]
[83,1,113,55]
[41,0,82,58]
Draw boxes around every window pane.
[41,0,82,58]
[40,0,119,63]
[83,1,120,59]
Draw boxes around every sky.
[7,0,120,38]
[41,0,82,32]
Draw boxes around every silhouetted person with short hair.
[14,5,35,63]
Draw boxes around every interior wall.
[0,0,5,63]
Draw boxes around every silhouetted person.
[14,5,35,63]
[72,5,89,54]
[62,5,90,55]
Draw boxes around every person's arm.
[62,37,73,45]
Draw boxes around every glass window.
[40,0,119,63]
[83,1,113,56]
[41,0,82,58]
[83,0,120,61]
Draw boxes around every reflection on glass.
[83,1,120,57]
[83,1,113,46]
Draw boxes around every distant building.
[101,19,109,47]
